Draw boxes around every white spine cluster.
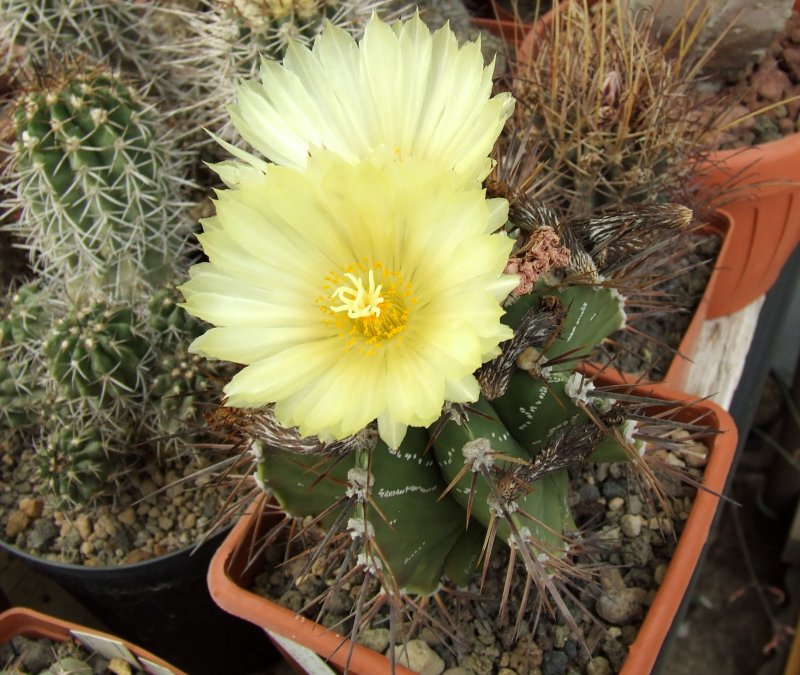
[462,437,495,472]
[565,373,596,405]
[345,467,372,501]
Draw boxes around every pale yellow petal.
[224,339,341,405]
[377,412,409,450]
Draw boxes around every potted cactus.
[506,0,736,389]
[155,13,740,673]
[623,0,800,318]
[0,606,185,674]
[529,0,800,317]
[208,378,736,674]
[0,51,279,675]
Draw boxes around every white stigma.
[330,270,384,319]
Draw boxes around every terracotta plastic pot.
[471,16,527,47]
[207,380,738,675]
[694,135,800,318]
[0,606,185,674]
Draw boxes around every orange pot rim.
[0,607,186,675]
[208,380,738,675]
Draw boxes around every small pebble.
[587,655,612,675]
[390,639,445,675]
[75,515,92,541]
[5,510,29,538]
[608,497,624,511]
[18,497,43,519]
[596,587,647,624]
[358,628,390,653]
[620,514,642,537]
[118,508,137,527]
[654,563,668,584]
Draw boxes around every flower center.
[322,263,414,350]
[330,270,384,320]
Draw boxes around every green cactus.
[35,416,125,505]
[45,300,150,405]
[0,359,43,429]
[0,0,160,84]
[7,64,191,299]
[150,346,213,438]
[0,282,49,348]
[148,286,201,341]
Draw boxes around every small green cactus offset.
[0,282,48,348]
[36,417,125,505]
[45,301,150,404]
[7,63,190,299]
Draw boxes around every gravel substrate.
[710,10,800,148]
[0,435,231,566]
[1,633,147,675]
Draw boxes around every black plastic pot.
[0,527,278,675]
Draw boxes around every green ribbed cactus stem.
[151,346,213,439]
[0,282,48,347]
[503,283,626,363]
[0,0,160,84]
[432,396,573,559]
[8,64,190,299]
[45,301,149,404]
[36,419,124,504]
[0,359,42,429]
[254,427,467,595]
[148,286,200,339]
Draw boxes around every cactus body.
[0,282,48,348]
[36,419,124,504]
[45,301,149,404]
[8,65,190,299]
[256,428,466,594]
[0,360,42,429]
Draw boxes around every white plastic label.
[69,630,138,665]
[267,631,336,674]
[137,657,177,675]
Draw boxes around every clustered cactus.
[7,65,190,299]
[0,58,218,504]
[0,0,160,82]
[0,0,421,510]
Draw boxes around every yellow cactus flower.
[222,13,514,184]
[180,152,518,448]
